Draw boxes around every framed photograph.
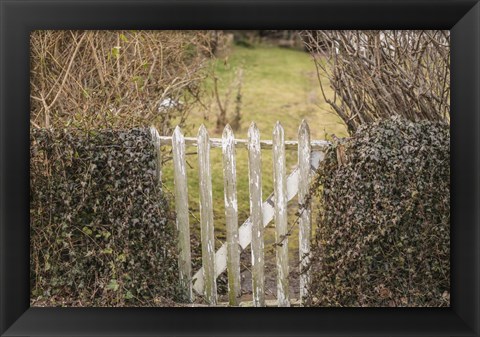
[1,0,479,336]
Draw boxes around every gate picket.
[198,125,217,305]
[222,125,241,306]
[298,120,312,305]
[171,126,193,302]
[248,123,265,307]
[273,122,290,307]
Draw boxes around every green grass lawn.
[158,44,347,272]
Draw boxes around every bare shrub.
[30,30,213,133]
[301,30,450,134]
[209,31,234,57]
[213,67,244,132]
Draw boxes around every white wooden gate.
[150,121,330,307]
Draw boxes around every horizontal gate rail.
[156,135,330,151]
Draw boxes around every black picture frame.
[1,0,479,336]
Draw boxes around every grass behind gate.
[159,45,347,273]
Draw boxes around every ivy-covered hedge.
[308,117,450,307]
[30,128,179,306]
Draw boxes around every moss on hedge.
[30,128,179,306]
[308,117,450,307]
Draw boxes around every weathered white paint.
[298,120,312,305]
[192,150,326,296]
[171,126,193,302]
[222,125,241,306]
[156,135,330,151]
[247,122,265,307]
[273,121,290,307]
[197,125,217,305]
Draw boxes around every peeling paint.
[222,124,240,305]
[197,125,217,305]
[273,122,289,307]
[170,125,193,302]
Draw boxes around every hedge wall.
[30,128,179,306]
[308,117,450,307]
